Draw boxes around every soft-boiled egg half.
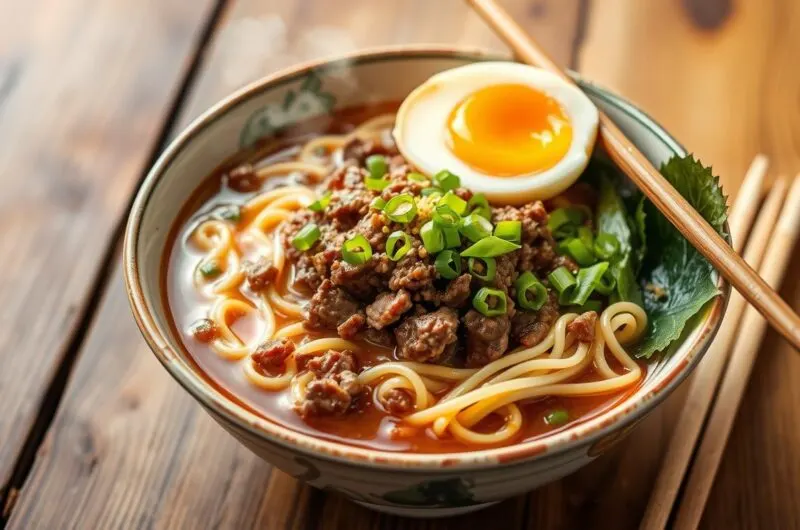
[393,62,599,204]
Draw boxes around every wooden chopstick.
[672,174,800,529]
[639,157,777,530]
[464,0,800,351]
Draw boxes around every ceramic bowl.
[124,46,728,518]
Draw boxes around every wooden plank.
[6,1,586,528]
[0,0,218,511]
[574,0,800,528]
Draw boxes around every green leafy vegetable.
[636,154,728,358]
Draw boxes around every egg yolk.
[446,83,572,177]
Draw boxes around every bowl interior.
[125,47,725,468]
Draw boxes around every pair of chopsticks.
[640,159,800,529]
[465,0,800,351]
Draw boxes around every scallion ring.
[384,193,417,223]
[458,213,493,243]
[342,234,373,265]
[515,271,548,311]
[365,155,387,180]
[435,250,462,280]
[439,190,468,216]
[292,223,321,251]
[566,262,610,306]
[433,203,460,228]
[468,257,496,282]
[548,266,577,304]
[385,231,412,262]
[560,238,596,266]
[308,192,331,212]
[420,221,445,254]
[468,193,491,219]
[442,225,461,249]
[199,260,222,278]
[432,169,461,191]
[472,287,507,317]
[494,220,522,243]
[407,172,428,183]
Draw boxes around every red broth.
[162,102,644,453]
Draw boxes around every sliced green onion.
[458,213,493,243]
[420,221,445,254]
[461,236,520,258]
[385,231,412,261]
[544,409,569,426]
[421,187,443,199]
[567,262,610,306]
[560,238,597,266]
[594,233,620,260]
[594,267,616,295]
[199,260,221,278]
[384,193,417,223]
[553,224,578,240]
[365,155,387,180]
[433,204,460,228]
[308,192,331,212]
[468,193,491,219]
[370,196,386,210]
[515,271,548,311]
[472,287,507,317]
[468,257,496,282]
[342,234,373,265]
[292,223,321,251]
[214,205,241,223]
[495,220,522,244]
[548,266,577,304]
[439,190,468,216]
[435,250,462,279]
[578,225,594,247]
[432,169,461,191]
[548,207,585,232]
[407,171,428,183]
[365,177,391,191]
[442,226,461,248]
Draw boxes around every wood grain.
[5,1,585,528]
[0,0,218,512]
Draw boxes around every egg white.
[393,62,599,204]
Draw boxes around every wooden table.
[2,1,799,528]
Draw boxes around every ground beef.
[330,256,392,301]
[389,249,436,292]
[360,327,396,348]
[463,310,511,367]
[567,311,598,342]
[189,318,218,343]
[326,189,371,230]
[511,292,560,347]
[341,138,395,166]
[306,279,362,332]
[226,163,261,192]
[324,164,367,192]
[243,256,278,292]
[383,388,414,415]
[366,289,413,329]
[493,253,520,293]
[337,312,366,339]
[295,349,363,418]
[251,339,295,371]
[441,274,472,308]
[293,253,323,292]
[394,308,459,363]
[553,254,580,274]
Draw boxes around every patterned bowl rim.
[124,45,729,471]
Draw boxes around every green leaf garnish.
[636,154,728,358]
